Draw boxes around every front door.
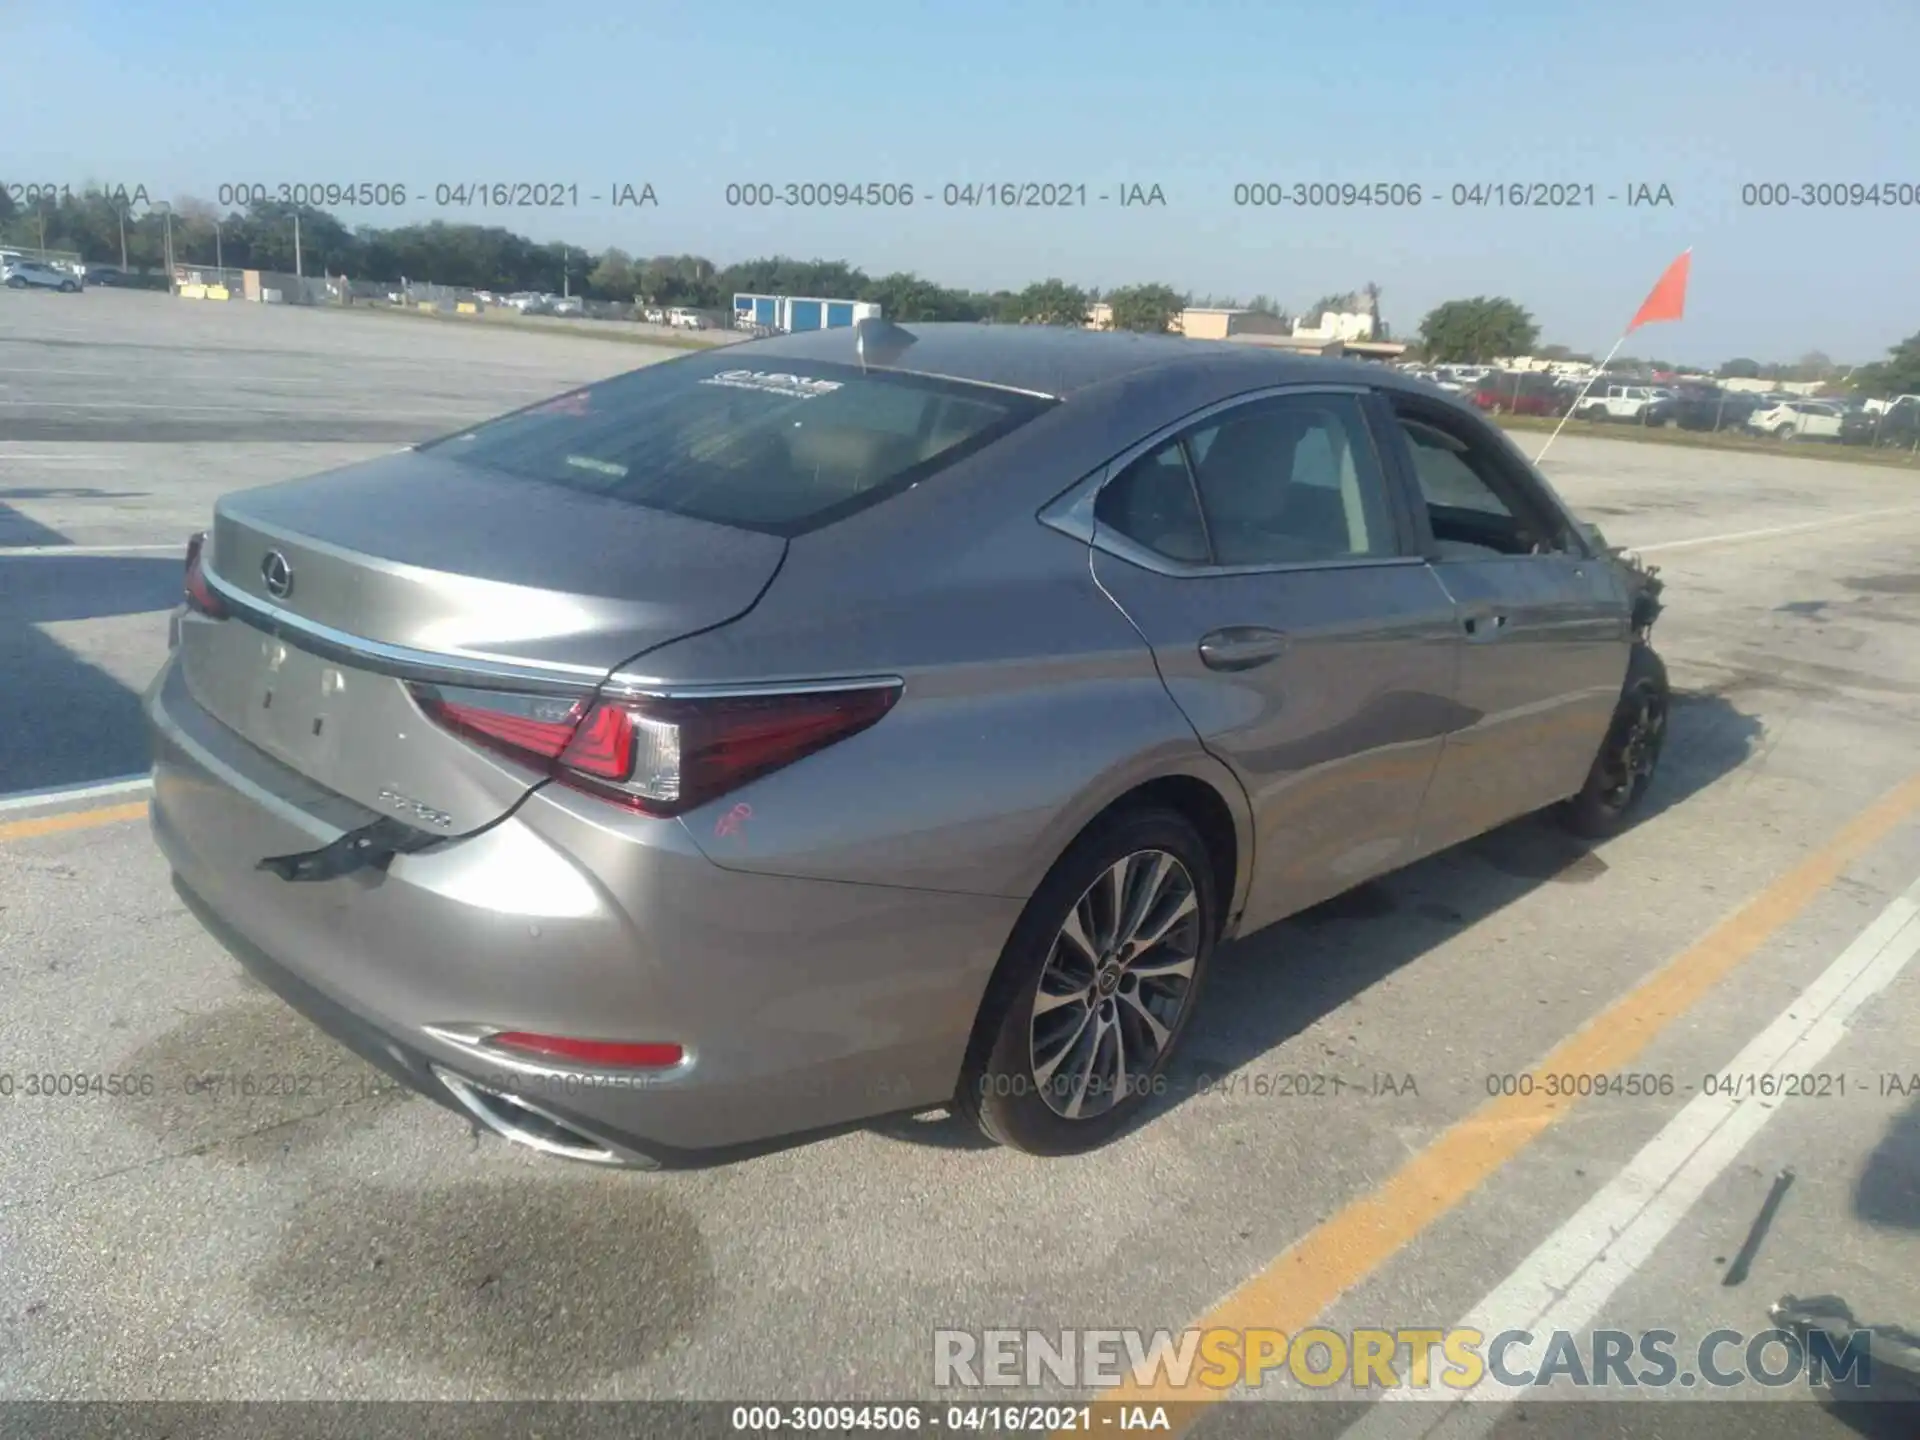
[1084,388,1463,934]
[1371,396,1632,854]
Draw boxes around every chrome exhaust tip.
[431,1065,625,1165]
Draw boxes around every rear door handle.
[1198,626,1290,671]
[1462,611,1509,641]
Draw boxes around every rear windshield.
[422,355,1053,536]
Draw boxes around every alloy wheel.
[1028,849,1200,1120]
[1599,686,1668,809]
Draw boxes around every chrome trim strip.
[430,1066,628,1165]
[202,567,608,694]
[600,674,907,700]
[859,366,1057,400]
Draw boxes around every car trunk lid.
[179,447,785,834]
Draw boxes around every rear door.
[1079,386,1462,934]
[1368,392,1631,854]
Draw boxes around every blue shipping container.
[826,301,854,328]
[753,296,778,325]
[788,299,823,331]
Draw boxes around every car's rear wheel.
[5,276,24,289]
[1776,423,1798,440]
[1559,645,1670,839]
[956,807,1218,1155]
[59,281,77,293]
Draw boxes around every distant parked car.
[1839,397,1920,447]
[1471,373,1568,418]
[3,260,82,292]
[667,308,706,330]
[1574,384,1663,424]
[80,264,129,286]
[550,297,584,317]
[1877,399,1920,447]
[1666,385,1760,432]
[1748,401,1846,440]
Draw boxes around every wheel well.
[1099,775,1239,923]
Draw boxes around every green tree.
[1416,297,1540,363]
[857,271,982,322]
[1012,277,1091,326]
[1852,331,1920,397]
[1105,282,1185,333]
[1717,357,1762,380]
[1245,294,1287,320]
[588,247,634,299]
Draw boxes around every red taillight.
[487,1032,685,1069]
[410,681,899,817]
[416,688,588,763]
[183,531,227,618]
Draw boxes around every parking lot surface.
[2,288,1917,1436]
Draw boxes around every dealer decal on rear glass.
[700,370,843,399]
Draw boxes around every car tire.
[1776,424,1797,440]
[5,276,24,289]
[1558,644,1670,840]
[59,281,77,293]
[955,806,1219,1156]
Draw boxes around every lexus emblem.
[261,550,294,599]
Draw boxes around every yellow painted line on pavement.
[1083,767,1920,1431]
[0,800,149,844]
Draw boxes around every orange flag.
[1628,249,1691,332]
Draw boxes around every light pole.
[117,204,127,270]
[214,221,223,273]
[293,212,302,278]
[154,201,175,284]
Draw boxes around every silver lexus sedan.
[146,321,1670,1167]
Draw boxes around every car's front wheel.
[957,807,1218,1155]
[5,276,24,289]
[1559,644,1670,839]
[59,281,77,293]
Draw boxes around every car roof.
[733,321,1409,400]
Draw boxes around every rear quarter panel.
[618,407,1257,909]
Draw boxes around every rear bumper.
[145,656,1023,1165]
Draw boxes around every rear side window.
[423,357,1053,536]
[1185,394,1397,565]
[1096,393,1398,567]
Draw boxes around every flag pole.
[1535,331,1629,465]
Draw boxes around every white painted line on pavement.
[0,774,153,814]
[1343,872,1920,1436]
[1636,505,1920,554]
[0,543,183,555]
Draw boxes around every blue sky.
[9,0,1917,364]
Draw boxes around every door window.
[1388,406,1572,559]
[1094,439,1211,563]
[1185,394,1397,565]
[1094,392,1399,567]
